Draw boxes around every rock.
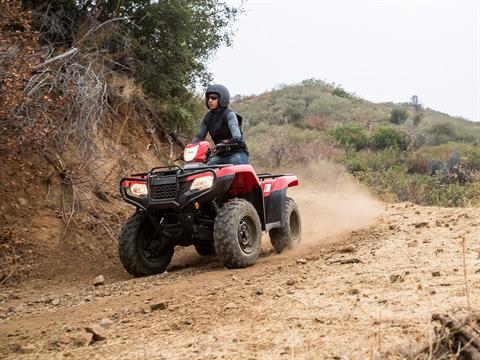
[72,332,94,347]
[85,324,106,342]
[254,289,264,295]
[348,288,359,295]
[390,274,404,283]
[434,249,444,255]
[51,298,60,306]
[16,344,35,354]
[224,302,238,310]
[149,302,167,311]
[431,271,441,277]
[286,279,296,286]
[93,275,105,287]
[62,324,73,332]
[407,240,418,247]
[296,258,307,264]
[99,318,113,329]
[338,245,356,253]
[414,222,429,228]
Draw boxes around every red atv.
[118,141,301,276]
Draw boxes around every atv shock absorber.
[211,199,221,213]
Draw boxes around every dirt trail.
[1,199,479,359]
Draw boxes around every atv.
[118,141,301,277]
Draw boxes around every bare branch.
[75,16,131,47]
[31,47,78,71]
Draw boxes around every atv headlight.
[129,183,148,197]
[190,174,214,191]
[184,144,199,162]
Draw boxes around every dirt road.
[1,200,479,359]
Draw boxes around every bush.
[370,126,406,150]
[413,112,424,126]
[390,108,408,125]
[347,148,402,173]
[332,85,351,99]
[425,123,457,145]
[330,124,369,151]
[355,168,480,206]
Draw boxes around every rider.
[191,84,249,165]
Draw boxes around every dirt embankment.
[1,190,479,359]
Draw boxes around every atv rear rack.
[257,173,293,180]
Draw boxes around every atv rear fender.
[260,174,299,231]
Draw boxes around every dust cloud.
[288,160,384,247]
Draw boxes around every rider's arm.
[191,117,208,143]
[225,112,242,142]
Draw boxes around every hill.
[231,80,480,207]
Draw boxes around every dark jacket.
[192,84,248,154]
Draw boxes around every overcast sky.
[208,0,479,121]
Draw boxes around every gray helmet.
[205,84,230,108]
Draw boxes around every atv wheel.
[214,198,261,268]
[194,242,215,256]
[269,197,301,253]
[118,212,174,277]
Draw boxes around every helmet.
[205,84,230,108]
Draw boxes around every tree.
[23,0,240,133]
[389,108,409,125]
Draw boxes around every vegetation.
[19,0,239,138]
[233,80,480,207]
[389,108,408,125]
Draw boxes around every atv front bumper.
[120,166,235,211]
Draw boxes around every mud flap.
[264,188,286,230]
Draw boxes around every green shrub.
[332,86,351,99]
[370,126,406,150]
[425,122,457,145]
[390,108,408,125]
[413,112,424,126]
[330,124,369,151]
[347,148,402,173]
[355,168,480,206]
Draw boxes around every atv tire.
[214,198,261,268]
[118,212,174,277]
[194,242,215,256]
[269,197,301,253]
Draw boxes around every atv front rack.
[150,164,231,175]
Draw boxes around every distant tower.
[410,95,421,111]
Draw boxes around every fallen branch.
[328,258,363,265]
[432,314,480,351]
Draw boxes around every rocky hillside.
[0,0,183,284]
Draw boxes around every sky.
[208,0,480,121]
